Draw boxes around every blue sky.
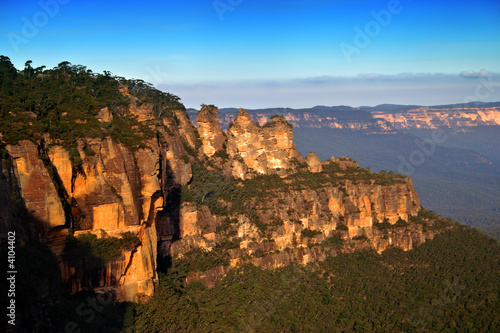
[1,0,499,108]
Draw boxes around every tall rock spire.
[196,105,226,157]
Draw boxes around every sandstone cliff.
[169,163,435,287]
[0,84,446,300]
[0,85,199,301]
[6,141,66,234]
[209,110,395,133]
[371,106,500,129]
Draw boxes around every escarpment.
[3,126,193,300]
[171,161,438,286]
[0,78,451,301]
[371,106,500,129]
[0,77,200,301]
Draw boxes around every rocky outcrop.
[226,109,304,179]
[190,108,397,133]
[63,223,158,302]
[97,107,113,123]
[2,108,437,298]
[4,138,162,301]
[0,145,36,243]
[172,108,199,151]
[121,86,155,122]
[134,148,163,223]
[1,87,449,299]
[306,152,322,173]
[196,105,226,157]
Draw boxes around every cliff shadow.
[154,157,182,273]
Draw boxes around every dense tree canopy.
[0,56,183,150]
[40,225,499,332]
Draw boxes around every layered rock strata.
[171,178,423,255]
[1,98,441,298]
[372,107,500,129]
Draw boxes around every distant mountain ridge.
[188,101,500,131]
[189,101,500,114]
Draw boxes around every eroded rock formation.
[1,93,443,299]
[226,109,305,179]
[197,105,226,157]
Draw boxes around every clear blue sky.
[1,0,499,108]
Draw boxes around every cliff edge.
[0,61,452,303]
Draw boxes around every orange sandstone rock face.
[4,117,195,301]
[226,109,304,179]
[124,87,155,122]
[171,175,423,266]
[342,178,420,236]
[180,203,200,237]
[196,105,226,157]
[306,152,322,173]
[47,145,73,192]
[57,137,143,230]
[134,147,163,223]
[6,140,66,234]
[92,203,125,231]
[115,223,158,301]
[173,108,199,150]
[2,94,441,297]
[97,107,113,123]
[42,138,164,301]
[64,223,158,302]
